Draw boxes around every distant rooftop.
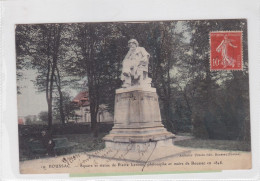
[72,91,90,107]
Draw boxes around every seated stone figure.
[121,39,152,88]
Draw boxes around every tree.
[38,111,48,122]
[53,92,77,123]
[115,22,191,132]
[25,116,32,125]
[63,23,123,136]
[182,19,249,140]
[16,24,64,129]
[16,20,250,141]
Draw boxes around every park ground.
[19,131,251,161]
[19,134,252,174]
[19,123,251,174]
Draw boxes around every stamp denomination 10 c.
[210,31,243,71]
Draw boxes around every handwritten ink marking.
[61,153,80,166]
[141,142,157,171]
[136,143,151,161]
[80,155,91,164]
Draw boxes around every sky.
[17,66,187,117]
[17,69,79,117]
[17,21,192,117]
[17,69,48,116]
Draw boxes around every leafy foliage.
[16,20,250,141]
[38,111,48,122]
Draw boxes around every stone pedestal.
[103,86,175,151]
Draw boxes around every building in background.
[72,91,113,123]
[18,117,25,125]
[18,115,38,125]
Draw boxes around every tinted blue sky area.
[16,21,191,117]
[17,69,79,116]
[17,69,47,116]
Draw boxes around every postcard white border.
[1,0,260,180]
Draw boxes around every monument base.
[105,137,174,152]
[87,141,191,164]
[103,86,175,151]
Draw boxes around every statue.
[104,39,175,152]
[121,39,152,88]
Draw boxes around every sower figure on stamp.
[41,130,56,156]
[121,39,152,88]
[216,34,237,68]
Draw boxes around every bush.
[18,122,113,137]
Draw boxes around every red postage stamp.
[210,31,243,71]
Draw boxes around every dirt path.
[20,141,251,175]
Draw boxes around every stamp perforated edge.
[209,31,243,71]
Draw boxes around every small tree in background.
[25,116,32,125]
[53,92,77,123]
[38,111,48,122]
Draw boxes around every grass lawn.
[55,133,106,153]
[174,138,251,152]
[20,133,251,161]
[19,133,107,161]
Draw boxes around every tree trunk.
[89,86,99,137]
[47,98,53,130]
[78,24,100,136]
[51,24,62,125]
[45,29,52,130]
[88,25,100,137]
[54,66,66,124]
[58,89,65,124]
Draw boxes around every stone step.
[103,132,175,143]
[109,127,168,135]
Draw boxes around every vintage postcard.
[16,19,251,175]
